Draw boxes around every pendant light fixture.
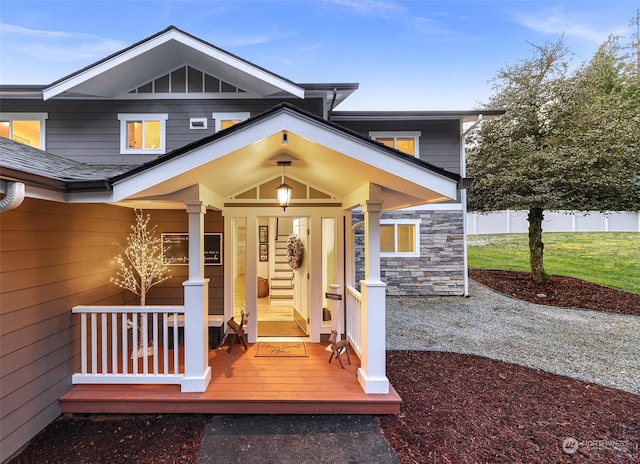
[276,161,292,211]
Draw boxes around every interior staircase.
[270,235,294,304]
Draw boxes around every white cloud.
[510,6,626,44]
[0,23,125,83]
[324,0,405,18]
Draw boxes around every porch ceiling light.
[276,160,292,211]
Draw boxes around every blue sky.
[0,1,637,110]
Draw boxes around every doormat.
[255,342,308,357]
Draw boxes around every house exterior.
[0,26,501,461]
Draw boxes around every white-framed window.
[380,219,421,257]
[0,113,48,149]
[370,131,421,157]
[118,113,168,154]
[212,112,249,132]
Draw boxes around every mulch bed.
[469,268,640,316]
[8,414,210,464]
[8,271,640,464]
[380,351,640,464]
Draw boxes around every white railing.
[345,285,362,358]
[71,305,185,385]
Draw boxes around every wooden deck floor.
[60,343,402,415]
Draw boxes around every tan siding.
[142,208,225,314]
[1,200,228,461]
[0,199,134,462]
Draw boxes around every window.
[0,113,47,149]
[118,114,168,154]
[380,219,421,257]
[370,131,421,157]
[212,112,249,132]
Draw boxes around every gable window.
[380,219,421,257]
[0,113,47,149]
[128,66,247,95]
[118,114,167,154]
[370,131,421,157]
[212,112,250,132]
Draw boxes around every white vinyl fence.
[467,211,640,235]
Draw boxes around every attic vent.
[189,118,207,130]
[129,66,247,94]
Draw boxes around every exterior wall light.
[276,161,292,210]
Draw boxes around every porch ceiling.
[111,107,459,211]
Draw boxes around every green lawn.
[467,232,640,294]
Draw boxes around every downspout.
[460,114,483,296]
[327,87,338,121]
[0,181,26,212]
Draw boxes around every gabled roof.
[111,102,460,185]
[1,103,464,210]
[107,103,463,209]
[42,26,306,100]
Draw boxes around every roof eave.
[42,26,306,100]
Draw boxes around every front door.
[256,216,309,338]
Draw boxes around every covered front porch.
[66,104,463,403]
[60,342,401,415]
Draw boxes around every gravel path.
[386,281,640,394]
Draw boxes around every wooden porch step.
[60,343,401,415]
[59,386,401,415]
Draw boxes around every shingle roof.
[0,137,135,190]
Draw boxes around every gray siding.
[334,119,462,174]
[0,98,324,165]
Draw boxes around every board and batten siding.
[0,98,324,166]
[0,199,137,462]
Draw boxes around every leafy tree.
[110,209,172,305]
[468,34,640,282]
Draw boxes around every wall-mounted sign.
[325,292,342,301]
[162,233,222,265]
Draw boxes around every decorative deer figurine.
[223,310,250,353]
[328,329,351,368]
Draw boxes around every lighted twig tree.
[111,209,171,305]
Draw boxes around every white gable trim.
[43,28,304,100]
[111,109,458,204]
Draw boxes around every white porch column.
[182,202,211,392]
[358,199,389,394]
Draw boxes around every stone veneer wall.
[353,210,465,296]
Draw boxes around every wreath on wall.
[286,234,304,271]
